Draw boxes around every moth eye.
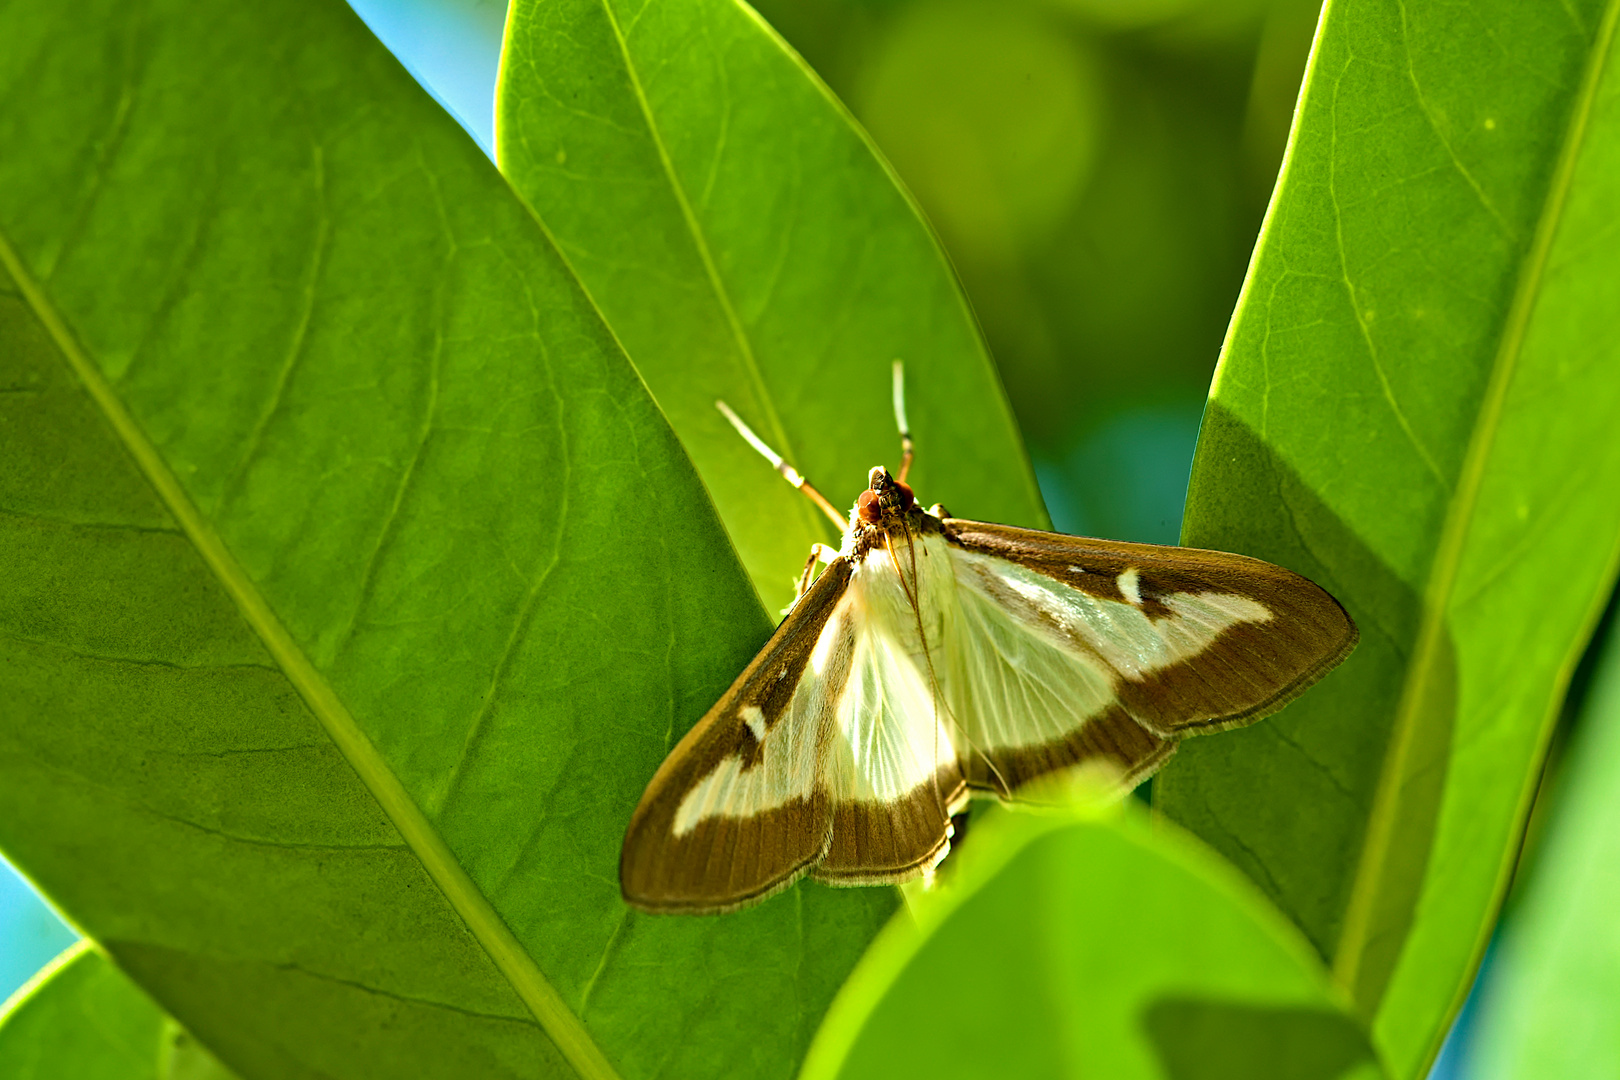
[857,489,881,524]
[895,481,914,508]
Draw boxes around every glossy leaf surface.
[802,799,1384,1080]
[0,945,237,1080]
[1470,618,1620,1079]
[496,0,1048,612]
[0,0,895,1076]
[1157,0,1620,1074]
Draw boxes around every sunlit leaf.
[0,945,238,1080]
[802,796,1383,1080]
[496,0,1048,614]
[1469,615,1620,1079]
[1157,0,1620,1074]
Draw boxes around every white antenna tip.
[715,399,786,469]
[891,359,911,436]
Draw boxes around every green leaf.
[0,0,894,1077]
[0,945,239,1080]
[800,796,1384,1080]
[495,0,1048,613]
[1470,615,1620,1079]
[1156,0,1620,1074]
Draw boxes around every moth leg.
[794,543,840,601]
[897,875,933,914]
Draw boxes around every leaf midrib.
[0,227,620,1080]
[582,0,801,467]
[1332,0,1620,1023]
[497,0,844,578]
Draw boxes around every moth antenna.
[715,400,848,531]
[892,359,914,484]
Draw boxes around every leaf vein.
[0,505,180,535]
[38,45,141,284]
[592,0,800,462]
[216,142,331,519]
[1395,0,1516,239]
[328,148,450,664]
[1332,0,1620,1007]
[0,630,275,673]
[0,220,621,1080]
[1327,51,1449,489]
[272,961,538,1026]
[434,339,569,821]
[577,909,631,1021]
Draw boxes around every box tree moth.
[621,365,1357,914]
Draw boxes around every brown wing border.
[619,558,855,914]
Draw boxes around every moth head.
[857,466,915,524]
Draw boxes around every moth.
[621,365,1357,914]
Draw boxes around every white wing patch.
[947,544,1273,697]
[943,561,1119,753]
[1117,567,1142,606]
[827,554,957,802]
[741,706,767,743]
[671,545,964,835]
[672,532,1274,837]
[670,618,843,836]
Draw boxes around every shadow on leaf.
[1142,996,1377,1080]
[1161,402,1455,1018]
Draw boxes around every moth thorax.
[857,466,915,524]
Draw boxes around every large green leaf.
[1470,613,1620,1079]
[1156,0,1620,1074]
[495,0,1048,613]
[801,796,1383,1080]
[0,0,897,1077]
[0,944,237,1080]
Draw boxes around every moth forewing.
[917,528,1172,799]
[619,559,854,914]
[939,520,1359,737]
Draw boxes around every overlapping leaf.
[801,797,1383,1080]
[496,0,1048,613]
[0,945,237,1080]
[0,0,903,1076]
[1156,0,1620,1074]
[1470,615,1620,1079]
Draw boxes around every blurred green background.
[750,0,1322,546]
[334,0,1328,547]
[9,4,1609,1079]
